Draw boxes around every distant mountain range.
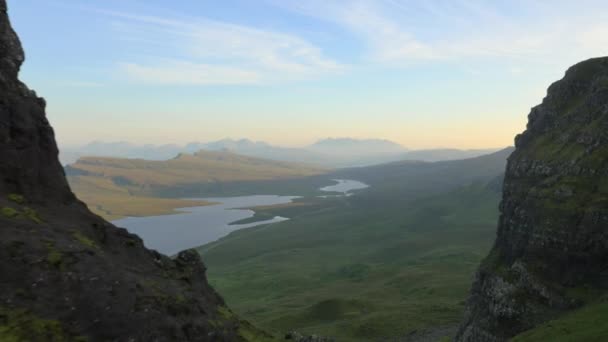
[308,138,407,156]
[61,138,504,168]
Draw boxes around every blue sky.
[8,0,608,148]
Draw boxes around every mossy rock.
[71,231,98,250]
[0,307,84,342]
[23,207,42,224]
[47,249,63,268]
[45,242,64,269]
[7,194,25,204]
[1,206,43,224]
[1,207,19,219]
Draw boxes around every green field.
[512,299,608,342]
[199,183,500,340]
[67,175,216,220]
[197,150,512,340]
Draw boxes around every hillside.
[456,58,608,341]
[66,151,326,219]
[197,150,511,340]
[0,3,272,341]
[336,147,512,202]
[399,148,502,162]
[68,150,325,186]
[60,141,185,165]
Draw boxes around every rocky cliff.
[0,2,271,341]
[456,58,608,341]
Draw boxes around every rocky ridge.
[456,57,608,341]
[0,2,271,341]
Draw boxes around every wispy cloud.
[120,61,261,86]
[95,9,343,85]
[269,0,608,67]
[58,81,105,88]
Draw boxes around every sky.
[8,0,608,149]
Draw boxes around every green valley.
[197,149,512,340]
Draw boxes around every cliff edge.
[456,57,608,341]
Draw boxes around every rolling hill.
[66,150,327,220]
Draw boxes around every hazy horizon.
[10,0,608,149]
[60,137,507,151]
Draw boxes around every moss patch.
[71,231,98,250]
[1,206,43,224]
[23,207,42,224]
[47,249,63,268]
[1,207,19,219]
[0,307,80,342]
[45,243,64,269]
[238,322,278,342]
[7,194,25,205]
[217,306,235,320]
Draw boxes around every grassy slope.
[512,299,608,342]
[195,151,512,340]
[68,175,215,220]
[68,150,326,187]
[198,171,504,340]
[67,150,327,220]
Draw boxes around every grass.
[0,307,81,342]
[1,207,20,219]
[71,231,99,250]
[512,300,608,341]
[47,249,63,268]
[216,306,279,342]
[230,201,320,225]
[23,207,42,224]
[45,241,65,269]
[66,150,326,189]
[68,175,216,220]
[66,150,330,220]
[1,206,42,224]
[7,194,25,204]
[199,183,501,340]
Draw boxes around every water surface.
[113,195,297,256]
[114,179,369,256]
[320,179,369,196]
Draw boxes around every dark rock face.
[456,58,608,341]
[0,3,72,205]
[0,2,268,341]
